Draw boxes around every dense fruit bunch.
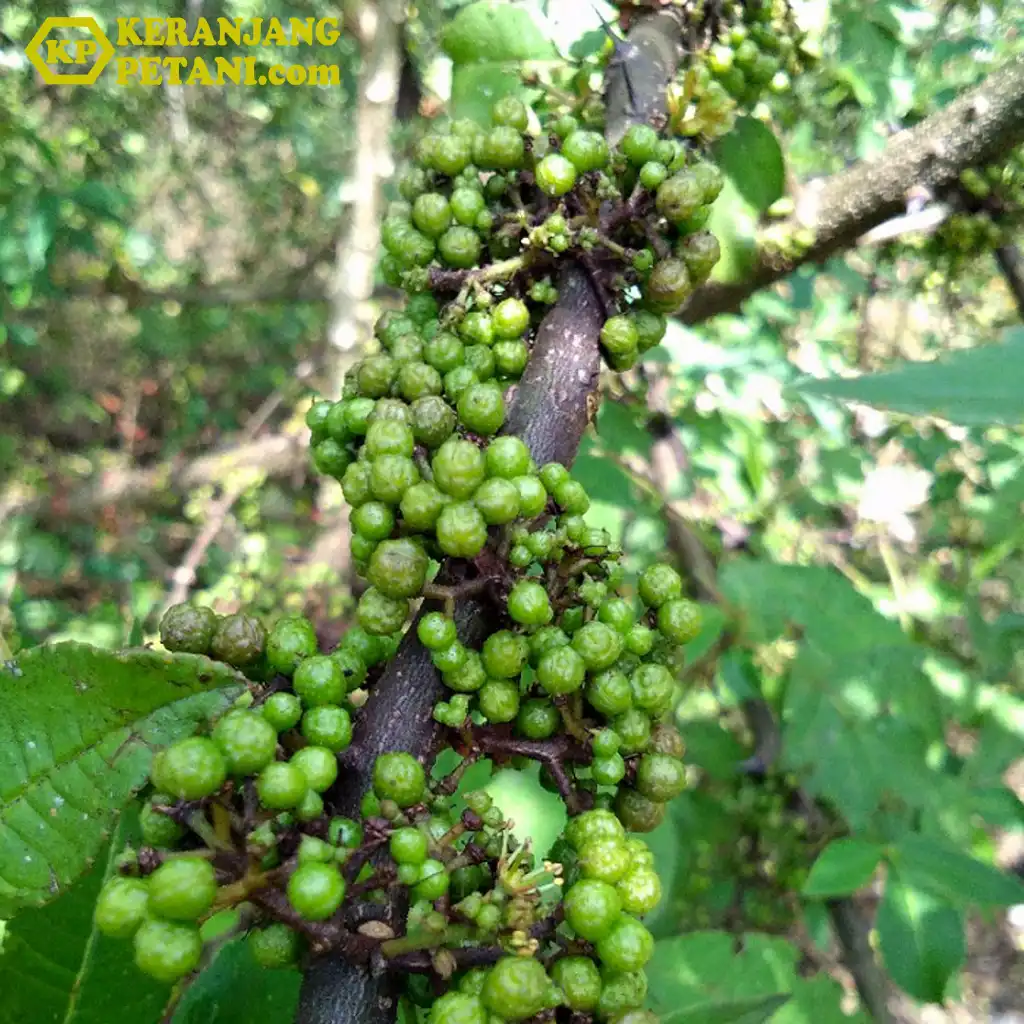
[96,86,713,1017]
[666,0,813,140]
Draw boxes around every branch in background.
[308,0,404,581]
[682,55,1024,323]
[995,243,1024,318]
[0,430,308,524]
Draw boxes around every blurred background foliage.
[3,0,1024,1021]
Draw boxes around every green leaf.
[890,833,1024,907]
[660,994,790,1024]
[706,179,759,284]
[170,940,300,1023]
[0,643,245,916]
[803,839,883,898]
[72,182,129,223]
[0,810,169,1024]
[877,870,965,1003]
[449,64,524,126]
[712,118,785,213]
[795,335,1024,426]
[442,0,558,64]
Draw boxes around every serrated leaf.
[712,118,785,214]
[890,833,1024,907]
[441,0,558,64]
[170,940,300,1023]
[0,643,245,916]
[877,870,964,1002]
[0,809,168,1024]
[795,334,1024,426]
[450,64,524,126]
[803,839,883,898]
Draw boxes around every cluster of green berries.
[670,771,817,933]
[374,93,722,341]
[667,0,813,140]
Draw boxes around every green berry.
[637,564,683,608]
[616,867,662,916]
[357,587,410,635]
[624,624,655,656]
[412,193,452,237]
[390,826,429,865]
[635,753,687,802]
[291,745,339,793]
[331,646,368,691]
[630,663,674,715]
[537,644,586,694]
[267,615,318,674]
[427,991,487,1024]
[592,753,627,786]
[613,709,652,755]
[639,161,668,190]
[598,598,635,633]
[365,419,415,459]
[514,476,548,518]
[154,737,226,801]
[160,603,217,654]
[433,438,487,499]
[439,226,483,269]
[368,538,429,600]
[436,501,489,558]
[600,316,639,357]
[210,612,266,668]
[492,95,529,131]
[482,630,529,678]
[312,438,351,478]
[424,332,465,373]
[94,876,149,938]
[457,381,505,435]
[572,621,624,671]
[432,641,468,674]
[486,436,532,478]
[562,130,610,172]
[657,598,702,644]
[409,395,458,448]
[481,956,551,1021]
[539,462,570,492]
[460,311,495,347]
[554,479,589,515]
[579,838,633,884]
[507,579,552,627]
[302,704,353,751]
[401,481,448,530]
[352,501,396,542]
[287,862,345,921]
[133,919,202,983]
[294,655,346,707]
[296,788,325,822]
[373,752,426,807]
[596,971,648,1020]
[341,462,373,507]
[329,816,364,848]
[451,188,486,226]
[614,788,666,833]
[444,650,487,693]
[644,258,692,311]
[260,692,302,733]
[592,728,622,757]
[212,710,279,775]
[478,679,520,723]
[493,340,529,377]
[474,127,525,170]
[492,298,530,339]
[564,878,622,941]
[536,153,578,196]
[369,454,420,505]
[464,344,496,381]
[516,698,561,739]
[413,858,450,901]
[621,124,660,166]
[418,612,458,650]
[249,922,300,968]
[596,916,654,973]
[567,809,625,848]
[678,230,721,282]
[140,796,186,848]
[473,477,521,525]
[257,761,309,810]
[551,956,602,1011]
[147,856,217,921]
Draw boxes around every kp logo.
[25,17,116,85]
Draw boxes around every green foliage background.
[2,0,1024,1021]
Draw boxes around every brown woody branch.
[681,55,1024,323]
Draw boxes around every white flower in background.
[857,464,933,543]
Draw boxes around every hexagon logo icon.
[25,17,115,86]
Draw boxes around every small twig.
[429,255,530,295]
